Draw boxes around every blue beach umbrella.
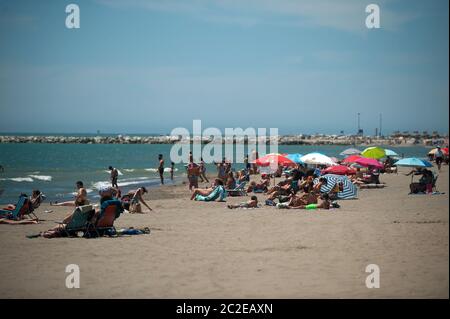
[313,174,358,199]
[394,158,433,168]
[384,149,399,157]
[286,153,304,164]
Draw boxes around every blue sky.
[0,0,448,135]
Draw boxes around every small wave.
[92,177,154,190]
[104,169,124,176]
[123,169,135,172]
[0,177,34,182]
[145,168,178,173]
[29,175,52,181]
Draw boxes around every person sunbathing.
[227,196,258,209]
[225,171,236,190]
[277,190,319,208]
[190,179,223,200]
[289,193,331,210]
[312,177,328,192]
[51,181,89,207]
[1,190,43,213]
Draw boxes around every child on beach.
[227,196,258,209]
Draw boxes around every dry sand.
[0,166,448,298]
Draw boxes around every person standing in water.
[158,154,165,185]
[109,166,119,188]
[170,162,175,181]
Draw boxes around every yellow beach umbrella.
[361,146,386,159]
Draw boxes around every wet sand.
[0,166,448,298]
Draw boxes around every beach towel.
[195,186,226,202]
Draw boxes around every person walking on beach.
[109,166,119,188]
[199,157,209,183]
[158,154,165,185]
[51,181,89,207]
[435,146,444,171]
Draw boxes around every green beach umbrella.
[361,147,386,159]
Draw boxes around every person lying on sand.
[275,191,319,209]
[227,196,258,209]
[190,179,223,200]
[51,181,89,207]
[279,193,331,210]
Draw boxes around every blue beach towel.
[195,186,226,202]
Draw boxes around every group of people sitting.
[189,161,342,211]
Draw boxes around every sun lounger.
[56,205,95,237]
[226,182,247,197]
[89,199,123,236]
[0,195,29,220]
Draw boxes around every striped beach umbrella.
[313,174,358,199]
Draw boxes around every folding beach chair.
[0,195,29,220]
[89,199,123,237]
[56,205,95,237]
[226,182,248,197]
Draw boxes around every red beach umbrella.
[342,155,362,164]
[255,153,296,167]
[322,165,356,175]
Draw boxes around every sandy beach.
[0,166,448,299]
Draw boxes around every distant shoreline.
[0,134,447,146]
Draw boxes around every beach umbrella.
[394,158,433,168]
[339,148,361,156]
[428,147,449,155]
[384,149,399,157]
[313,174,358,199]
[300,153,337,166]
[286,153,304,164]
[342,155,362,164]
[322,165,356,175]
[330,157,339,163]
[355,157,384,169]
[361,147,386,159]
[255,153,296,167]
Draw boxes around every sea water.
[0,143,430,204]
